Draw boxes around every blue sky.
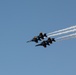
[0,0,76,75]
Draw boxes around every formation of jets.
[27,32,56,48]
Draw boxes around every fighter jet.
[35,37,56,48]
[38,32,47,39]
[47,37,56,44]
[27,32,47,43]
[35,41,47,48]
[27,36,38,43]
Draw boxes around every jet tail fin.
[52,38,56,42]
[44,33,47,37]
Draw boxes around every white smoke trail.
[57,35,76,42]
[56,33,76,41]
[47,25,76,35]
[47,28,76,37]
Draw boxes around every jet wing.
[35,44,42,47]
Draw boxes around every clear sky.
[0,0,76,75]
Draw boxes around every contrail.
[47,28,76,37]
[56,33,76,39]
[57,35,76,42]
[56,33,76,41]
[47,25,76,35]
